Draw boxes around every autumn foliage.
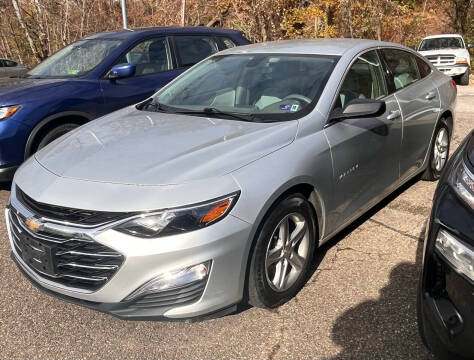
[0,0,472,67]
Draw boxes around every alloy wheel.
[432,127,449,172]
[264,213,310,292]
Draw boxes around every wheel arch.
[438,110,453,137]
[24,111,93,159]
[240,179,326,296]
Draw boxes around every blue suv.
[0,27,249,181]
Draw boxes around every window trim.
[101,35,175,79]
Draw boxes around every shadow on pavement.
[325,210,434,359]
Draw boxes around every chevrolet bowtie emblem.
[25,218,42,232]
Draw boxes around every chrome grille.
[8,208,124,291]
[425,54,456,66]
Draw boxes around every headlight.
[451,162,474,209]
[456,57,468,65]
[0,105,20,121]
[435,229,474,282]
[114,192,239,238]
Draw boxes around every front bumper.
[7,188,253,320]
[435,65,469,77]
[420,186,474,358]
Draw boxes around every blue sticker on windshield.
[279,104,292,111]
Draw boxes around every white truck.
[418,34,473,85]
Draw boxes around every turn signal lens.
[201,199,232,224]
[456,58,468,64]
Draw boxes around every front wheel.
[247,194,316,308]
[36,123,79,151]
[459,70,469,86]
[422,121,451,181]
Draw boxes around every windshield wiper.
[173,107,255,122]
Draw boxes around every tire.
[421,121,451,181]
[459,70,469,86]
[247,193,316,308]
[36,123,79,151]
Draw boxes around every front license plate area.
[18,234,56,276]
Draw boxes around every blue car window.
[118,37,172,76]
[174,36,219,67]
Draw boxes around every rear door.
[99,36,182,115]
[380,48,440,179]
[324,50,402,229]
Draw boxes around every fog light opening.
[124,261,211,301]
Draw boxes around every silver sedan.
[6,39,456,320]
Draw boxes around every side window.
[174,36,219,67]
[221,37,237,49]
[415,57,431,78]
[4,60,17,67]
[335,50,387,109]
[382,49,421,90]
[0,60,4,67]
[118,37,171,76]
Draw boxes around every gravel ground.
[0,85,473,360]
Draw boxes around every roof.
[84,26,242,40]
[219,38,402,56]
[422,34,463,40]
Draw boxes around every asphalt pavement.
[0,85,473,360]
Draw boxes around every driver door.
[324,50,402,230]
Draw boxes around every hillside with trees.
[0,0,472,66]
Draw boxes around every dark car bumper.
[420,183,474,359]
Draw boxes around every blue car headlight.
[0,105,20,121]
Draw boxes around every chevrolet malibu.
[6,39,456,321]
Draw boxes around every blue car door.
[99,36,183,115]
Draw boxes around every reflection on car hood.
[35,107,297,185]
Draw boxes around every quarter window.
[118,37,172,76]
[221,37,237,49]
[174,36,219,67]
[335,50,387,109]
[415,57,431,78]
[382,49,421,90]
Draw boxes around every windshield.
[419,37,464,51]
[27,39,123,78]
[149,53,339,122]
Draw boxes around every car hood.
[419,48,469,58]
[0,77,67,105]
[35,107,297,185]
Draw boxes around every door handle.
[387,110,401,120]
[425,92,436,100]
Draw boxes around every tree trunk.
[11,0,41,61]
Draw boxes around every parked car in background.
[7,39,456,321]
[418,34,473,85]
[0,59,28,78]
[0,26,249,181]
[418,130,474,360]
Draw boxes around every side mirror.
[467,43,474,49]
[330,99,386,121]
[108,63,136,80]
